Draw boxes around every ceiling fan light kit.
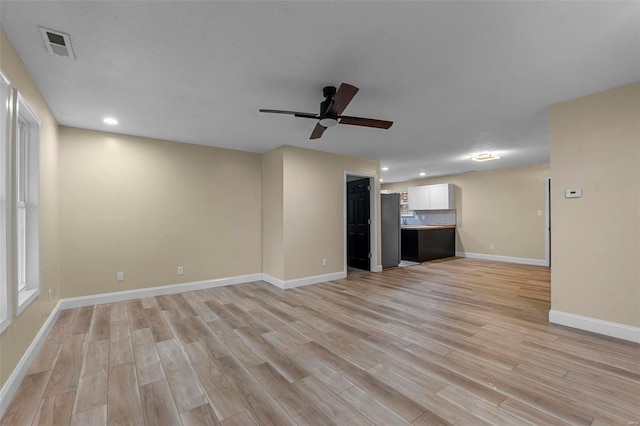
[319,117,338,127]
[259,83,393,139]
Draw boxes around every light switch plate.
[565,188,582,198]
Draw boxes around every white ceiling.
[2,1,638,182]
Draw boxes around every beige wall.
[382,163,550,260]
[550,82,639,327]
[58,127,262,298]
[262,147,285,279]
[58,135,381,292]
[282,146,380,280]
[0,27,61,387]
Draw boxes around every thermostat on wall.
[565,188,582,198]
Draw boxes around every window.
[0,70,10,332]
[13,90,40,316]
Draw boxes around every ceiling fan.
[259,83,393,139]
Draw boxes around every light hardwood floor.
[2,258,639,425]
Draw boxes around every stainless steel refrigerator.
[381,193,401,268]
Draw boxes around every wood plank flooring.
[2,258,639,425]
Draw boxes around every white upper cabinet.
[408,185,430,210]
[429,183,455,209]
[408,183,454,210]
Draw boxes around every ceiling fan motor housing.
[320,86,336,117]
[320,86,337,116]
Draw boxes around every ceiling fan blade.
[339,116,393,129]
[310,122,327,139]
[328,83,359,116]
[259,109,318,119]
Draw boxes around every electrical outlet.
[565,188,582,198]
[117,272,124,282]
[537,210,542,216]
[48,288,52,302]
[490,244,495,250]
[322,259,327,267]
[178,266,184,275]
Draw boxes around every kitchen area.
[381,183,457,268]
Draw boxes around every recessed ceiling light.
[379,179,384,182]
[382,167,389,171]
[470,153,500,162]
[103,117,118,125]
[419,172,426,176]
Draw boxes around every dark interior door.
[347,178,370,270]
[548,178,551,267]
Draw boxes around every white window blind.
[16,121,27,292]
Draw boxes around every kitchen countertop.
[401,225,456,230]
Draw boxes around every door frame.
[545,176,551,267]
[344,171,379,273]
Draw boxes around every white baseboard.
[549,310,640,343]
[374,264,383,272]
[59,273,264,310]
[456,251,548,267]
[262,271,346,289]
[0,302,61,420]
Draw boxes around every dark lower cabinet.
[401,228,455,262]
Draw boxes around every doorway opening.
[345,173,378,275]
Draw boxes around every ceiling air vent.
[39,27,75,59]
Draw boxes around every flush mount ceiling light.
[103,117,118,125]
[470,153,500,162]
[419,172,426,176]
[382,167,389,171]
